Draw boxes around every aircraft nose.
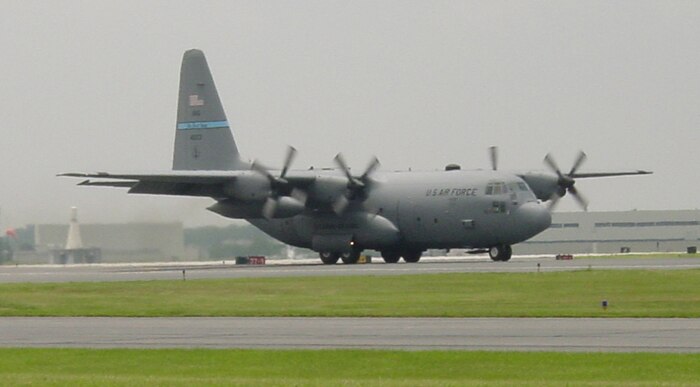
[513,201,551,239]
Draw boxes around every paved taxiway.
[1,255,699,283]
[3,256,698,352]
[1,317,699,352]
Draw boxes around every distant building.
[49,207,102,264]
[17,222,186,263]
[516,209,700,255]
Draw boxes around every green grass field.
[2,269,700,317]
[1,348,699,386]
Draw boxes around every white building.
[516,210,700,255]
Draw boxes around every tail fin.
[172,49,247,170]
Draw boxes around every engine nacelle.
[207,199,263,219]
[270,196,306,218]
[208,196,305,219]
[518,173,560,201]
[306,175,349,204]
[223,173,271,201]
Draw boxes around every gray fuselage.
[248,169,551,252]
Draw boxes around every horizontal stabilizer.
[78,180,136,188]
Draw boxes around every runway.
[1,255,699,283]
[3,256,698,353]
[1,317,699,352]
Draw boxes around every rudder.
[172,49,246,170]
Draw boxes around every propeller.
[251,146,305,219]
[489,146,498,171]
[332,154,380,214]
[543,151,589,211]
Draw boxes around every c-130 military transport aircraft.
[62,50,651,264]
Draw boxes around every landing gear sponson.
[488,244,512,262]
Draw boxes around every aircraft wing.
[59,171,317,198]
[570,170,653,178]
[59,170,246,183]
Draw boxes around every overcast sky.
[1,1,698,229]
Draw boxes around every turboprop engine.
[207,196,305,219]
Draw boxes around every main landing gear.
[380,250,423,264]
[319,250,361,264]
[488,244,512,262]
[340,250,361,264]
[319,251,340,265]
[319,249,424,264]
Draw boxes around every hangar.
[515,209,699,255]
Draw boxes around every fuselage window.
[488,201,507,213]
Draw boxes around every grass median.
[1,348,700,386]
[1,269,700,317]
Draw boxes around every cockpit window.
[487,181,531,196]
[485,182,507,195]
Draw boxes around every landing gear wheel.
[402,250,422,263]
[319,252,340,265]
[341,250,361,264]
[381,251,401,264]
[488,245,512,262]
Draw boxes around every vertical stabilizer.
[173,49,246,170]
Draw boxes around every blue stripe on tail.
[177,120,229,130]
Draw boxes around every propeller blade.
[333,153,351,178]
[290,188,308,206]
[332,154,379,214]
[332,195,349,215]
[489,146,498,171]
[544,151,591,211]
[568,151,587,176]
[547,193,561,212]
[569,187,589,211]
[361,156,380,180]
[262,197,277,220]
[334,153,363,187]
[280,146,297,179]
[543,153,563,178]
[251,160,274,181]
